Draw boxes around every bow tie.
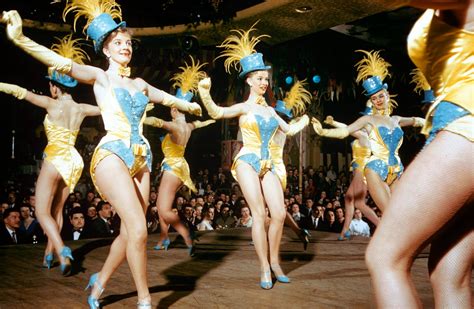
[255,96,268,106]
[118,66,131,77]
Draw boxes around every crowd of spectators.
[0,163,380,246]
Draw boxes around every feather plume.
[50,33,89,64]
[63,0,122,33]
[283,80,312,117]
[171,56,207,94]
[216,21,270,74]
[410,68,431,94]
[355,50,391,84]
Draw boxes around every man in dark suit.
[90,201,113,238]
[301,206,325,231]
[61,207,91,241]
[0,208,25,245]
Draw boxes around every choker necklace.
[118,66,131,77]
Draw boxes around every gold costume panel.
[43,115,83,193]
[161,134,197,193]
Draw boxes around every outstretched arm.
[80,104,101,117]
[198,77,246,119]
[311,115,371,139]
[397,116,425,128]
[0,82,54,109]
[2,10,103,86]
[144,80,202,116]
[191,119,216,130]
[285,115,310,136]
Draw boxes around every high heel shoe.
[299,229,311,251]
[188,244,195,257]
[42,253,54,269]
[60,246,74,276]
[271,264,290,283]
[153,238,170,251]
[85,273,104,309]
[260,270,273,290]
[338,230,351,241]
[137,301,152,308]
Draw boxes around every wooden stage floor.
[0,227,466,308]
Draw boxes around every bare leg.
[94,156,150,303]
[352,171,379,226]
[90,165,150,300]
[366,132,474,308]
[235,163,269,281]
[155,216,169,246]
[262,172,287,277]
[35,161,69,264]
[429,206,473,309]
[156,172,191,247]
[365,168,391,212]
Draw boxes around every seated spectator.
[0,208,25,245]
[302,206,325,231]
[334,207,345,232]
[194,205,203,226]
[1,202,9,220]
[86,204,98,224]
[196,208,214,231]
[215,204,236,229]
[321,209,341,233]
[146,205,160,234]
[18,204,42,243]
[62,208,92,240]
[290,203,305,226]
[235,206,253,228]
[90,201,114,238]
[182,204,196,231]
[348,209,371,237]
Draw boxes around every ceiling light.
[295,6,312,13]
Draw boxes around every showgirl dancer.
[198,23,309,289]
[311,50,425,212]
[2,1,201,307]
[0,34,99,274]
[144,57,215,254]
[272,80,312,250]
[366,1,473,307]
[323,107,380,241]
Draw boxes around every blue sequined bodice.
[113,88,149,144]
[254,114,279,160]
[378,126,404,165]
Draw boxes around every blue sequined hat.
[46,71,78,88]
[362,76,388,97]
[87,13,126,54]
[175,88,193,102]
[239,53,271,79]
[275,100,293,119]
[422,89,435,104]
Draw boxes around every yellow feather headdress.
[63,0,123,33]
[283,80,312,117]
[355,50,391,84]
[171,56,208,95]
[410,68,431,94]
[216,21,270,74]
[48,33,89,76]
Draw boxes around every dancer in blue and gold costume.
[323,103,381,241]
[311,50,425,212]
[0,34,99,275]
[366,1,473,307]
[144,57,214,254]
[3,1,201,307]
[198,23,309,289]
[272,81,312,250]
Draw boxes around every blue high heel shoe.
[60,246,74,276]
[271,264,290,283]
[338,230,351,241]
[260,270,273,290]
[153,238,170,251]
[85,273,104,309]
[42,253,54,269]
[188,244,195,257]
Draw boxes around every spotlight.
[312,74,321,84]
[181,35,199,53]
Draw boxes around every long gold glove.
[412,117,425,128]
[0,82,27,100]
[3,11,72,74]
[192,119,216,129]
[287,115,309,136]
[161,92,202,117]
[143,117,164,128]
[198,78,224,119]
[311,117,349,139]
[324,116,348,128]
